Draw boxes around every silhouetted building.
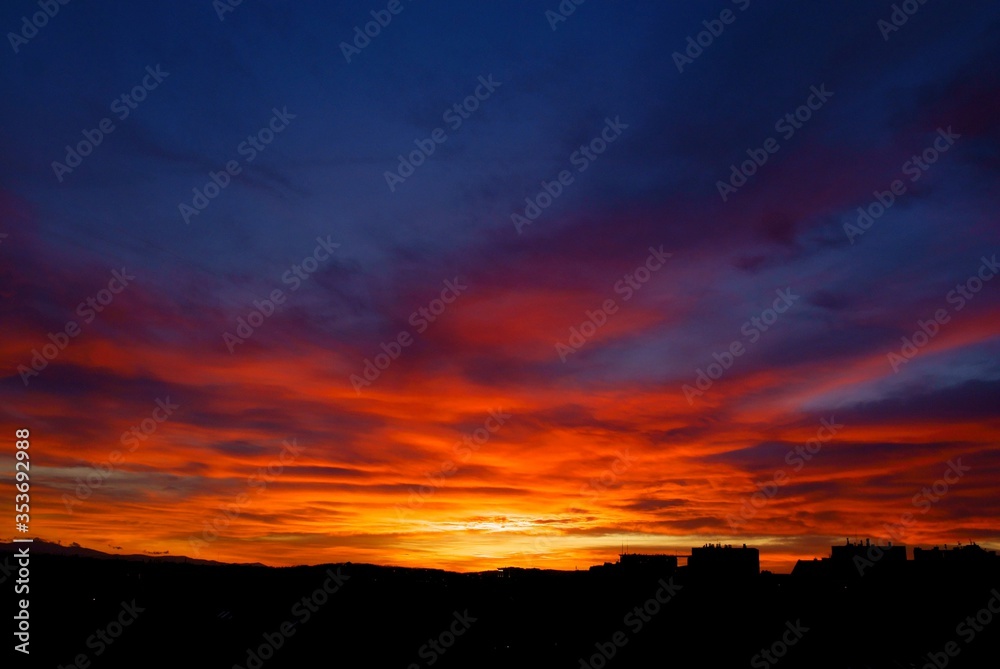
[914,542,999,562]
[688,543,759,579]
[618,553,679,571]
[790,558,825,579]
[590,552,679,579]
[792,538,907,581]
[830,538,906,564]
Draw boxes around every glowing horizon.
[2,1,999,580]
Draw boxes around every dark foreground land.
[3,544,999,668]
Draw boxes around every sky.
[1,1,999,573]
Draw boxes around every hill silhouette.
[4,538,999,667]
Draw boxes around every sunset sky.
[2,1,999,573]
